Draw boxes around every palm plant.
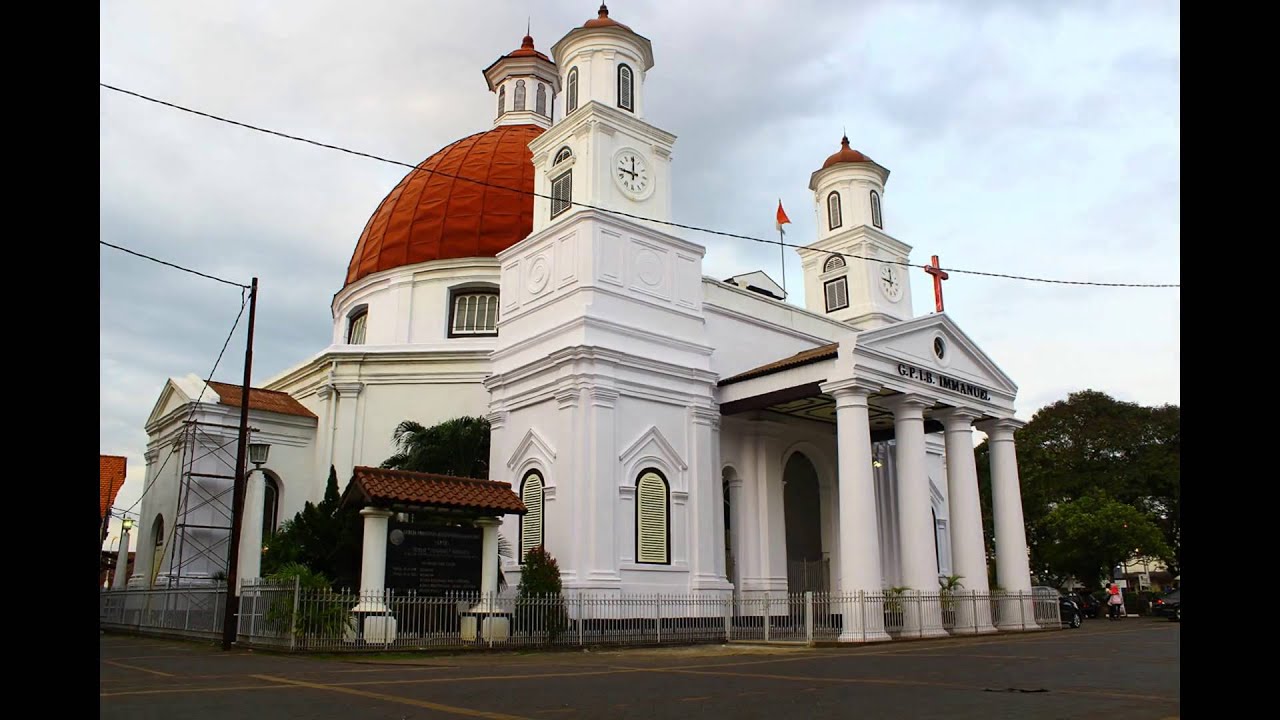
[381,416,491,478]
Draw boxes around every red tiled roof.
[206,381,317,419]
[345,467,526,515]
[718,343,840,387]
[100,455,127,518]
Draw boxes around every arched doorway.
[722,467,737,589]
[150,514,166,585]
[783,452,826,593]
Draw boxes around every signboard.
[385,522,483,596]
[896,363,992,402]
[1113,579,1128,589]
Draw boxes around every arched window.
[871,190,883,228]
[347,308,368,344]
[450,290,499,336]
[262,474,280,541]
[151,514,166,581]
[566,67,579,113]
[536,83,547,116]
[823,255,846,273]
[514,79,526,111]
[554,146,572,165]
[551,170,572,218]
[497,85,506,117]
[520,471,545,563]
[617,63,634,111]
[636,469,670,564]
[827,191,842,230]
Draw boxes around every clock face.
[614,150,651,198]
[879,263,903,301]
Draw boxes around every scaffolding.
[163,418,257,587]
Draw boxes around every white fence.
[100,584,1060,652]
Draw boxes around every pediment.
[144,374,208,429]
[854,313,1017,397]
[506,428,557,470]
[618,425,687,471]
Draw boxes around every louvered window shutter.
[636,472,669,564]
[520,473,544,562]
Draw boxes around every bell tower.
[798,136,914,330]
[528,4,675,235]
[483,32,559,130]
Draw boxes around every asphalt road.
[100,618,1179,719]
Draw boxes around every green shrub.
[516,546,568,641]
[263,563,349,640]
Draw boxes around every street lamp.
[249,442,270,467]
[122,517,134,532]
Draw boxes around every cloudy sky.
[100,0,1179,549]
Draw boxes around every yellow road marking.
[252,674,532,720]
[102,684,296,698]
[325,668,642,688]
[103,660,174,677]
[680,696,711,701]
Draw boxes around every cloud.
[100,0,1179,517]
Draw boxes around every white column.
[235,468,265,594]
[690,406,732,592]
[936,408,996,634]
[821,379,890,642]
[475,516,501,612]
[977,417,1034,629]
[112,526,132,590]
[331,382,365,482]
[585,388,621,588]
[884,393,947,638]
[725,474,744,591]
[354,507,393,612]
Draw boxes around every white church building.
[133,5,1034,637]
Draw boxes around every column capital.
[589,387,620,407]
[691,404,721,427]
[882,392,935,416]
[485,410,508,429]
[473,516,502,528]
[554,385,581,409]
[820,378,882,401]
[934,406,984,430]
[330,381,365,398]
[359,507,394,519]
[976,416,1026,439]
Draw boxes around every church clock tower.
[488,5,729,598]
[529,4,675,234]
[798,136,914,330]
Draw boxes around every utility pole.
[221,277,258,651]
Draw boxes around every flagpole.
[779,225,786,296]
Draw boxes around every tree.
[515,546,568,641]
[381,416,491,478]
[261,466,361,589]
[976,390,1180,582]
[1036,494,1170,588]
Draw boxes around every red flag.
[776,199,791,232]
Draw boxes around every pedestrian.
[1106,582,1123,620]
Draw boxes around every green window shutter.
[637,471,669,564]
[521,473,544,562]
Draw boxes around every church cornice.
[528,101,676,154]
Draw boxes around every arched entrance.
[150,514,166,585]
[783,452,827,593]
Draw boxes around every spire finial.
[840,133,850,147]
[527,17,531,36]
[599,3,609,18]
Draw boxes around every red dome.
[822,135,874,169]
[584,3,632,31]
[345,124,544,287]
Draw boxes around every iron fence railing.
[100,584,1060,652]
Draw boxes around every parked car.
[1072,592,1101,619]
[1152,589,1180,621]
[1034,587,1083,628]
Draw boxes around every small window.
[636,469,670,564]
[554,146,572,165]
[824,277,849,312]
[618,63,634,111]
[567,67,579,113]
[514,79,526,111]
[551,170,572,218]
[347,310,368,344]
[933,337,946,360]
[871,190,883,228]
[497,85,506,117]
[262,475,280,540]
[536,83,547,116]
[520,471,545,563]
[450,292,499,336]
[823,255,846,273]
[827,191,842,230]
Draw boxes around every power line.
[119,287,252,516]
[100,240,250,289]
[99,82,1179,289]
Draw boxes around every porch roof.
[342,466,526,516]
